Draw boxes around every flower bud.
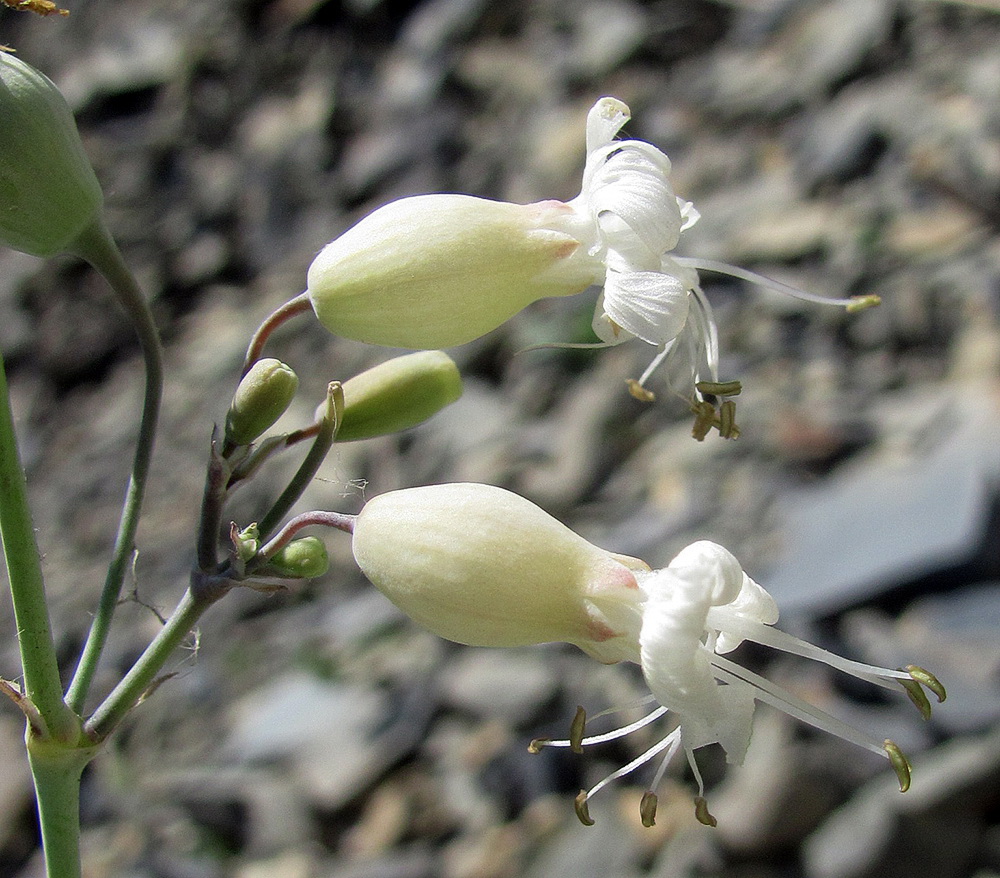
[306,194,598,349]
[335,351,462,442]
[265,536,330,579]
[352,483,647,662]
[225,358,299,446]
[0,52,104,257]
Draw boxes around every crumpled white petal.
[596,269,689,347]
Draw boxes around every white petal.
[586,97,631,155]
[709,574,780,654]
[678,198,700,231]
[602,269,689,346]
[590,291,634,345]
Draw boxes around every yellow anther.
[906,665,946,703]
[569,706,587,755]
[693,796,717,827]
[899,676,932,721]
[640,791,658,827]
[626,379,656,402]
[884,739,912,792]
[696,379,743,397]
[574,790,595,826]
[846,294,881,312]
[527,738,549,754]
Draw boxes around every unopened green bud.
[266,536,329,579]
[306,194,597,349]
[225,358,299,446]
[0,52,104,257]
[335,351,462,442]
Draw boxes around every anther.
[527,738,549,754]
[693,796,717,827]
[640,791,658,827]
[696,380,742,397]
[575,790,595,826]
[691,400,716,441]
[626,378,656,402]
[906,665,946,703]
[884,739,912,792]
[899,676,932,721]
[719,399,739,440]
[570,706,587,754]
[846,294,881,313]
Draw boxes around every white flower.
[350,483,944,827]
[532,539,945,827]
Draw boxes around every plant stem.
[241,293,311,376]
[0,348,78,741]
[65,220,164,715]
[85,585,221,740]
[27,734,98,878]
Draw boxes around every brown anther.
[626,379,656,402]
[569,706,587,754]
[527,738,549,754]
[574,790,595,826]
[695,380,742,397]
[906,665,946,703]
[640,791,658,827]
[3,0,69,15]
[719,399,738,440]
[884,739,912,792]
[691,400,716,441]
[694,796,717,827]
[846,294,881,312]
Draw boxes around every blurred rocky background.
[2,0,1000,875]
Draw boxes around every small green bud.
[306,194,596,349]
[0,52,104,257]
[225,358,299,446]
[232,522,260,563]
[265,536,329,579]
[335,350,462,442]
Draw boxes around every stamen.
[691,400,716,441]
[906,665,947,703]
[529,705,669,750]
[575,790,595,826]
[884,739,912,792]
[719,399,738,439]
[640,791,658,827]
[627,379,656,402]
[675,257,879,311]
[710,657,888,757]
[584,727,684,805]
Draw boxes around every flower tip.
[575,790,596,826]
[884,740,912,792]
[846,294,881,313]
[906,665,946,703]
[693,796,718,827]
[639,791,658,827]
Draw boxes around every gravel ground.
[2,1,1000,876]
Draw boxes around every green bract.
[0,53,104,258]
[336,351,462,442]
[225,358,299,446]
[306,194,598,349]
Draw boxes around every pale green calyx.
[306,193,599,349]
[225,358,299,446]
[336,350,462,442]
[351,482,647,662]
[0,52,104,258]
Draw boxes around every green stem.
[0,349,78,741]
[85,585,222,740]
[64,220,164,714]
[256,383,342,539]
[26,733,98,878]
